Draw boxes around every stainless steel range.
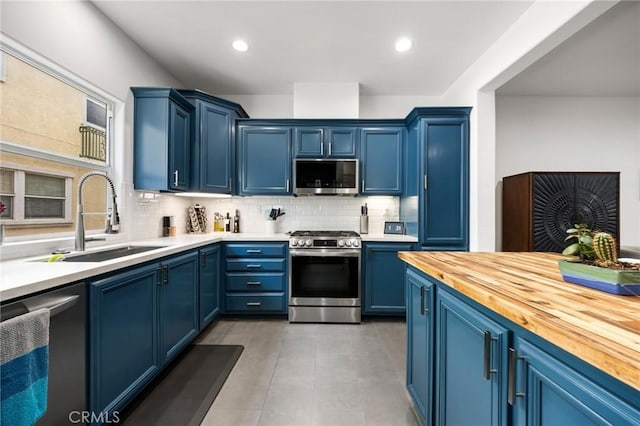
[289,231,361,323]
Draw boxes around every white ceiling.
[497,0,640,96]
[92,1,534,96]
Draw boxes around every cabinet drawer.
[226,273,286,292]
[226,258,285,272]
[225,293,285,313]
[225,243,286,257]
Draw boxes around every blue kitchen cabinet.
[89,263,160,417]
[223,242,288,314]
[89,250,200,418]
[179,90,249,194]
[238,125,292,195]
[406,267,434,425]
[159,251,198,363]
[402,108,470,250]
[294,126,358,158]
[435,289,509,426]
[132,87,194,192]
[360,127,404,194]
[512,337,640,426]
[199,244,221,330]
[363,242,413,315]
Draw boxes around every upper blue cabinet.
[360,127,404,195]
[238,125,292,195]
[179,90,248,194]
[132,88,194,192]
[402,108,471,251]
[294,126,358,158]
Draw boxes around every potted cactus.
[558,224,640,296]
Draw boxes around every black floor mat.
[120,344,244,426]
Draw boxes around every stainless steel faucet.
[75,172,120,251]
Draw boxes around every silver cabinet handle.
[246,264,262,268]
[246,281,261,286]
[246,249,262,254]
[328,143,332,156]
[422,287,429,315]
[424,174,428,190]
[173,170,179,186]
[286,179,290,192]
[507,348,526,405]
[362,180,365,191]
[320,142,324,156]
[229,177,232,190]
[420,286,425,316]
[246,302,262,307]
[483,331,498,380]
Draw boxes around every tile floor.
[195,318,419,426]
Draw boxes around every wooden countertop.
[398,251,640,392]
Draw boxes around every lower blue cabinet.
[406,267,434,425]
[89,263,160,417]
[363,242,413,315]
[435,290,509,426]
[89,251,199,418]
[199,244,221,329]
[159,251,199,363]
[513,337,640,426]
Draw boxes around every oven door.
[289,249,361,307]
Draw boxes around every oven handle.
[289,249,360,257]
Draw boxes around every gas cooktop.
[290,230,360,238]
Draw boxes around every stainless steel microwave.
[293,159,359,196]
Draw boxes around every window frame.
[0,164,73,226]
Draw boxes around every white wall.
[441,0,615,251]
[0,1,192,247]
[496,96,640,247]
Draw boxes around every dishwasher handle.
[24,295,80,318]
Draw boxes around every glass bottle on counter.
[233,210,240,233]
[225,212,231,232]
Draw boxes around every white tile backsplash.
[192,196,399,235]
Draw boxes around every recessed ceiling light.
[395,37,412,53]
[232,39,249,52]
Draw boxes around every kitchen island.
[399,251,640,425]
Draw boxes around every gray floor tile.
[201,318,418,426]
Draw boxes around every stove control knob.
[305,239,313,247]
[352,240,360,248]
[345,240,352,247]
[291,239,297,247]
[338,240,345,247]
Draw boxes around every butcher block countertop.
[398,251,640,392]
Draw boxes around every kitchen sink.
[35,245,168,262]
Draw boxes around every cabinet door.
[200,244,221,329]
[406,268,434,425]
[198,102,233,193]
[168,101,190,191]
[326,127,357,157]
[363,242,413,314]
[512,338,640,426]
[360,128,404,194]
[294,128,324,157]
[436,290,508,426]
[160,251,198,363]
[238,126,292,195]
[89,264,160,415]
[421,117,469,250]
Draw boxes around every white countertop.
[0,231,417,302]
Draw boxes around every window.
[0,37,120,240]
[0,167,72,225]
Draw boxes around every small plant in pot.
[559,224,640,295]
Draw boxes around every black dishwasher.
[1,282,86,425]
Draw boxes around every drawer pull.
[246,249,262,254]
[246,281,262,286]
[483,331,498,380]
[507,348,526,405]
[246,264,262,268]
[246,302,262,307]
